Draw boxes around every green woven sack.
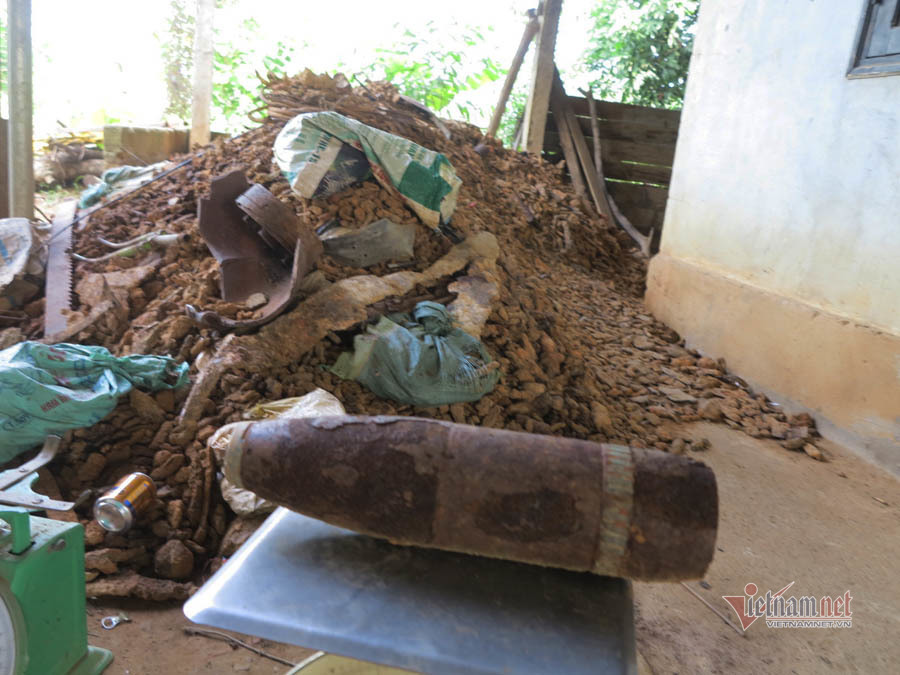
[0,342,188,463]
[273,111,461,229]
[332,301,499,407]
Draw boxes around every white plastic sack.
[209,388,346,517]
[0,218,50,311]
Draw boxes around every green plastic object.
[273,111,462,229]
[78,163,163,208]
[0,511,112,674]
[0,341,189,464]
[332,301,499,407]
[0,511,29,555]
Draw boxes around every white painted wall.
[662,0,900,334]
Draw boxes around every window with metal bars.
[848,0,900,77]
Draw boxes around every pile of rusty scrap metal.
[9,71,820,599]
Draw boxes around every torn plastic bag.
[321,218,416,268]
[0,342,189,464]
[207,388,346,517]
[273,111,462,229]
[332,301,500,407]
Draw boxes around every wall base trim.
[646,253,900,475]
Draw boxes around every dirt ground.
[86,597,314,674]
[86,421,899,674]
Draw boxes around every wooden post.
[7,0,33,219]
[485,10,540,140]
[190,0,215,148]
[522,0,563,154]
[0,119,10,218]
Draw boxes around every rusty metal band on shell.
[594,444,635,575]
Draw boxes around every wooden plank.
[600,159,672,186]
[542,148,672,185]
[606,181,668,236]
[544,132,676,167]
[566,95,681,127]
[552,71,652,254]
[0,118,8,218]
[8,0,33,218]
[546,80,587,201]
[522,0,563,154]
[547,112,679,146]
[550,70,613,224]
[606,181,669,211]
[610,204,659,236]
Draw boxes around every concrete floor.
[636,422,900,675]
[89,422,899,674]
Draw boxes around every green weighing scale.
[0,436,112,675]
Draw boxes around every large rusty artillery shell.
[225,415,718,580]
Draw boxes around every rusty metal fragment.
[225,415,718,581]
[190,171,323,331]
[235,183,323,269]
[198,171,283,302]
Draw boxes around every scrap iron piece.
[185,239,319,333]
[235,183,323,271]
[0,435,75,510]
[197,170,289,303]
[192,171,323,331]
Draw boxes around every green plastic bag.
[79,163,167,208]
[273,111,462,229]
[0,342,189,463]
[332,301,499,407]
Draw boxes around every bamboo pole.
[485,10,540,139]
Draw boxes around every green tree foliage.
[159,0,195,122]
[212,18,295,129]
[365,21,505,123]
[584,0,699,109]
[497,89,528,148]
[160,7,295,132]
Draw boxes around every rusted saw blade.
[44,200,78,338]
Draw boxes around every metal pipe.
[8,0,33,219]
[225,415,719,581]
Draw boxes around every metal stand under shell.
[185,508,636,675]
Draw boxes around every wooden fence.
[543,97,680,238]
